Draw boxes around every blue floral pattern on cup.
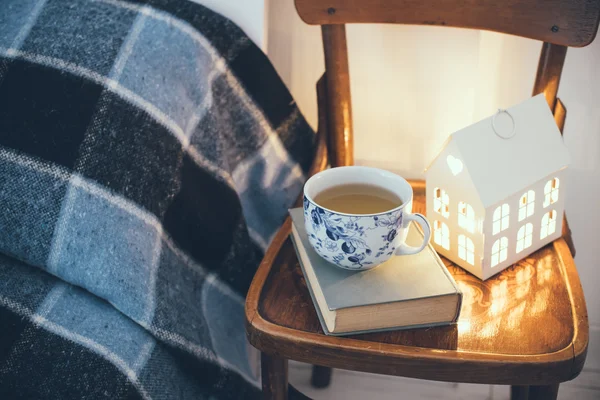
[303,195,403,270]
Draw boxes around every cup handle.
[394,213,431,256]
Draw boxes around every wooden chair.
[246,1,600,399]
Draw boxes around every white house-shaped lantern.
[425,94,570,280]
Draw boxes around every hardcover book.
[289,207,462,336]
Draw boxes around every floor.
[289,363,599,400]
[289,328,600,399]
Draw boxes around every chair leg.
[511,385,529,400]
[261,353,288,400]
[311,365,332,388]
[529,384,559,400]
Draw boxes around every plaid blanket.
[0,0,315,398]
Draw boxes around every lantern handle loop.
[492,108,516,139]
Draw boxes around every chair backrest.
[295,0,600,167]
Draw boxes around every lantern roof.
[426,94,570,208]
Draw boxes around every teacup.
[303,166,431,271]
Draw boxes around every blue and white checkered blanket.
[0,0,314,398]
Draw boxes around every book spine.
[452,292,463,323]
[290,229,332,335]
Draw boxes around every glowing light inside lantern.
[446,155,463,176]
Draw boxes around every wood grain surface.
[295,0,600,47]
[246,180,588,385]
[261,353,288,400]
[532,43,568,110]
[307,74,330,178]
[321,24,353,167]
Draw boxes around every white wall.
[192,0,267,49]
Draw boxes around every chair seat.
[245,180,588,386]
